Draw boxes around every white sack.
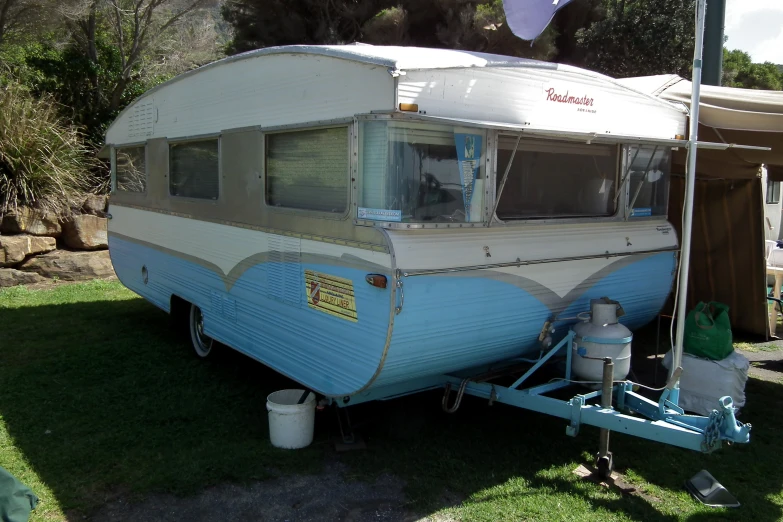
[662,350,749,416]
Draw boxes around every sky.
[725,0,783,64]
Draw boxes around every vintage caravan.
[105,44,684,402]
[105,45,753,458]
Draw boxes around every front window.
[359,121,485,223]
[495,136,618,220]
[625,145,670,217]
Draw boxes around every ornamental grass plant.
[0,77,100,218]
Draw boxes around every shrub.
[0,79,99,217]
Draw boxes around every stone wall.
[0,195,116,287]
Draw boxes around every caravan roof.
[136,44,624,101]
[106,45,687,144]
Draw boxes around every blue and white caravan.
[105,45,750,461]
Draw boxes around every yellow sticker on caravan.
[304,270,358,322]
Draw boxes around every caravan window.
[265,127,349,213]
[169,139,220,200]
[359,121,485,223]
[115,146,146,193]
[495,137,618,220]
[767,180,781,205]
[625,145,670,217]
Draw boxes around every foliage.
[223,0,558,61]
[723,48,783,90]
[576,0,696,78]
[0,0,52,45]
[0,79,99,215]
[1,34,164,146]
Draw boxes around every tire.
[189,303,214,358]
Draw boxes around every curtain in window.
[170,140,220,200]
[266,128,348,213]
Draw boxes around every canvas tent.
[618,75,783,337]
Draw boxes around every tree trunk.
[108,76,129,112]
[0,0,18,45]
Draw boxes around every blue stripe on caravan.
[373,252,676,389]
[111,234,675,399]
[109,236,390,397]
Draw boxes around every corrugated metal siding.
[373,253,675,387]
[399,68,686,140]
[370,223,677,388]
[108,206,393,397]
[387,221,678,270]
[107,54,394,143]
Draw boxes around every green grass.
[735,342,783,353]
[1,281,782,521]
[0,281,322,520]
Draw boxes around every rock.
[18,250,115,281]
[0,268,45,287]
[61,214,108,250]
[1,208,62,237]
[0,234,57,267]
[29,236,57,255]
[82,194,109,216]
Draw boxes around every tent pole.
[670,0,708,400]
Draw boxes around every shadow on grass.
[0,296,328,517]
[1,297,781,521]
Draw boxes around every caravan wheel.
[189,304,214,358]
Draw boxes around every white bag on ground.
[662,350,749,416]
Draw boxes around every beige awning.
[617,75,783,168]
[617,75,783,337]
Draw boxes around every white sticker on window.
[358,208,402,221]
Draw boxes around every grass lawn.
[1,281,782,521]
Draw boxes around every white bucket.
[266,389,316,449]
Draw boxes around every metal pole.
[488,135,521,227]
[702,0,726,86]
[671,0,707,399]
[596,357,614,479]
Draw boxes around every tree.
[723,48,783,90]
[575,0,696,78]
[223,0,558,61]
[62,0,220,114]
[0,0,49,45]
[0,0,227,144]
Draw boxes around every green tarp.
[0,467,38,522]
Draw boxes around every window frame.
[356,119,488,226]
[492,132,622,224]
[112,142,148,195]
[767,180,781,205]
[622,145,672,220]
[262,124,352,220]
[167,134,222,202]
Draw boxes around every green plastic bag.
[683,301,734,361]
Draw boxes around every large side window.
[169,139,220,200]
[115,146,146,193]
[266,127,349,213]
[495,137,618,220]
[625,146,671,217]
[359,121,485,223]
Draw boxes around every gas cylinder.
[571,299,632,382]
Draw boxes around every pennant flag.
[502,0,575,41]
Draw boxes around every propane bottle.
[571,299,632,382]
